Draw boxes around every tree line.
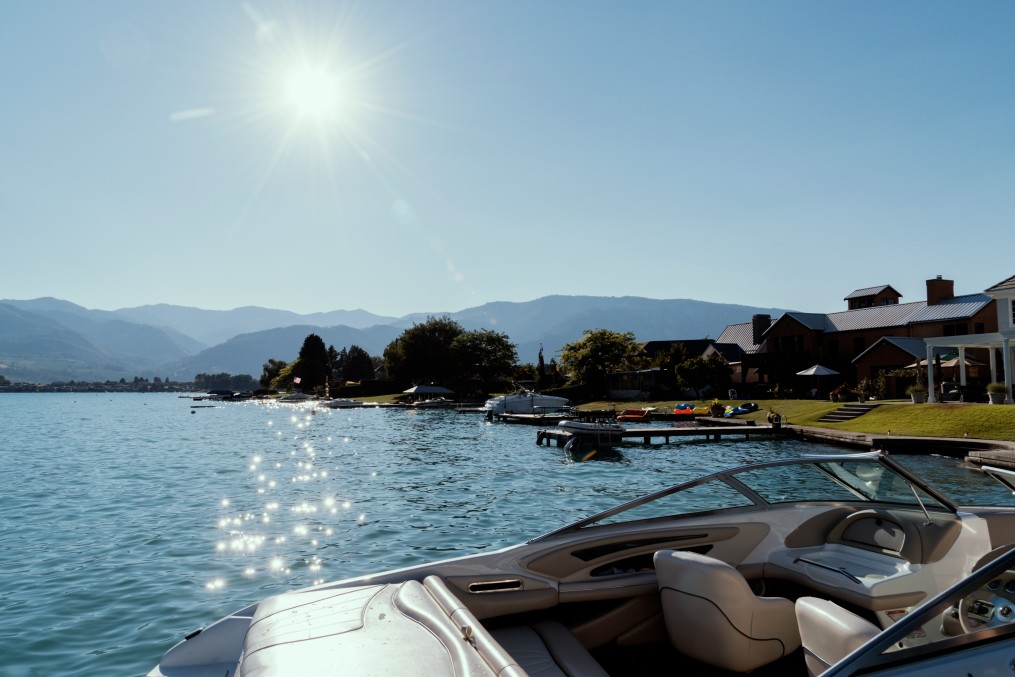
[251,315,731,400]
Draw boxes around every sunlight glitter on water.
[1,393,877,676]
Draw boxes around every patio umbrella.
[402,384,454,395]
[796,364,839,399]
[939,356,983,368]
[796,365,840,376]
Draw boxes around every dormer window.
[845,285,902,311]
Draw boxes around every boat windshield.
[537,454,956,537]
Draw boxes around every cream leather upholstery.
[491,622,609,677]
[795,597,881,676]
[654,550,801,672]
[426,575,608,677]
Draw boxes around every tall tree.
[260,358,288,389]
[535,345,546,390]
[292,333,330,392]
[328,346,345,385]
[559,329,639,396]
[450,329,517,383]
[674,353,732,396]
[343,345,375,382]
[383,315,465,384]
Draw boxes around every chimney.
[752,314,771,345]
[926,275,954,306]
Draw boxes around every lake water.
[0,393,1001,676]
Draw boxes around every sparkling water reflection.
[0,393,1006,675]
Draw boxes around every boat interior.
[152,453,1015,676]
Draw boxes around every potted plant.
[987,382,1009,405]
[855,379,870,403]
[906,383,927,404]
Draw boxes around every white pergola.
[924,331,1015,403]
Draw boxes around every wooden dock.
[536,424,781,448]
[493,412,574,425]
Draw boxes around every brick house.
[717,276,1005,399]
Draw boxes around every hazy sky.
[3,1,1013,317]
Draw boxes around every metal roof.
[760,294,991,336]
[902,294,992,324]
[852,336,927,364]
[782,312,834,331]
[716,322,762,354]
[823,302,927,332]
[844,284,900,300]
[709,342,745,362]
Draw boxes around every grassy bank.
[579,399,1015,442]
[353,394,1015,442]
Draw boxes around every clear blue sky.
[3,1,1013,317]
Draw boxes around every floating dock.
[536,423,781,448]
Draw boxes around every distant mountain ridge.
[0,296,789,383]
[114,304,398,346]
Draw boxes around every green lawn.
[354,393,1015,442]
[579,399,1015,442]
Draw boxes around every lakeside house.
[628,275,1015,402]
[722,275,1015,402]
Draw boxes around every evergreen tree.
[292,333,330,392]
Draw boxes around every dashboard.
[965,572,1015,629]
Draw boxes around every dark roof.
[852,336,927,364]
[640,339,715,356]
[707,343,745,362]
[779,294,992,334]
[716,322,763,354]
[844,285,901,300]
[781,312,832,332]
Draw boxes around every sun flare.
[283,63,344,120]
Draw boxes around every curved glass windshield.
[542,454,957,538]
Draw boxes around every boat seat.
[491,622,609,677]
[795,597,881,676]
[425,576,608,677]
[654,549,801,672]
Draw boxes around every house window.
[853,337,865,354]
[1011,300,1015,328]
[975,323,985,334]
[943,324,968,337]
[829,339,839,356]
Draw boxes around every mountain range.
[0,296,790,384]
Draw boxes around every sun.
[283,63,344,120]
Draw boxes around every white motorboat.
[483,389,571,415]
[149,452,1015,676]
[317,398,365,409]
[275,393,314,402]
[556,418,625,440]
[407,397,457,409]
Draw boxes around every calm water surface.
[0,393,1000,675]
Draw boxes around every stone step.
[818,402,881,423]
